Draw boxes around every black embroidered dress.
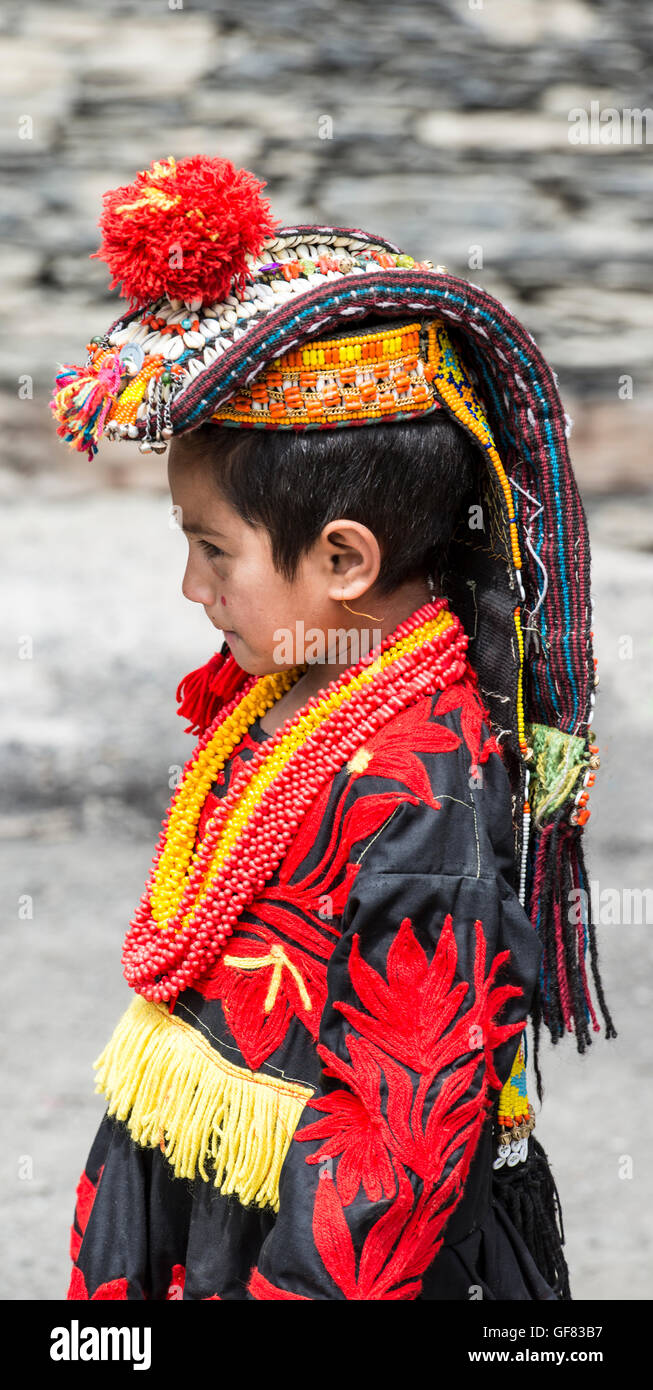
[68,674,561,1301]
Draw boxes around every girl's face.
[167,440,383,677]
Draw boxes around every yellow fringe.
[93,995,314,1212]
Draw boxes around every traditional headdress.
[50,154,615,1097]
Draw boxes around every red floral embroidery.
[199,789,419,1067]
[432,679,500,775]
[166,1263,222,1298]
[311,1167,424,1300]
[69,1260,221,1301]
[198,679,499,1082]
[67,1266,128,1300]
[292,1036,397,1205]
[360,698,461,807]
[69,1164,104,1262]
[167,1264,186,1299]
[335,913,519,1086]
[201,927,328,1070]
[291,913,527,1298]
[248,1268,309,1300]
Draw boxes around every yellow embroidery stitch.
[223,942,313,1014]
[346,746,373,775]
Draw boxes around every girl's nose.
[182,556,215,606]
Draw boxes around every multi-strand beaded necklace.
[122,597,470,1003]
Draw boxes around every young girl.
[51,154,615,1301]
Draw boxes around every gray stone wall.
[2,0,652,493]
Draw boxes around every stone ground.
[1,487,652,1301]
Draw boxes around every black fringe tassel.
[525,805,617,1108]
[492,1137,571,1300]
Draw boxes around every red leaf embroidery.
[361,698,461,807]
[67,1266,129,1300]
[298,913,527,1298]
[201,928,328,1070]
[248,1268,309,1300]
[167,1264,186,1299]
[432,680,499,773]
[296,1035,397,1205]
[69,1163,104,1262]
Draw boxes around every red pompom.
[90,154,281,310]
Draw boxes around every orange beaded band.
[210,320,442,429]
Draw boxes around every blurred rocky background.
[1,0,651,1301]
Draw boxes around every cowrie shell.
[163,337,185,360]
[127,323,150,345]
[183,331,205,349]
[108,327,133,347]
[141,331,163,352]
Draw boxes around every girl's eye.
[198,539,226,559]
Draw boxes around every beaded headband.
[49,152,614,1058]
[210,319,444,431]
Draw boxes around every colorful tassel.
[49,350,124,459]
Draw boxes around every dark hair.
[185,412,481,597]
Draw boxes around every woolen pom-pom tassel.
[91,153,281,310]
[49,351,124,459]
[176,642,248,736]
